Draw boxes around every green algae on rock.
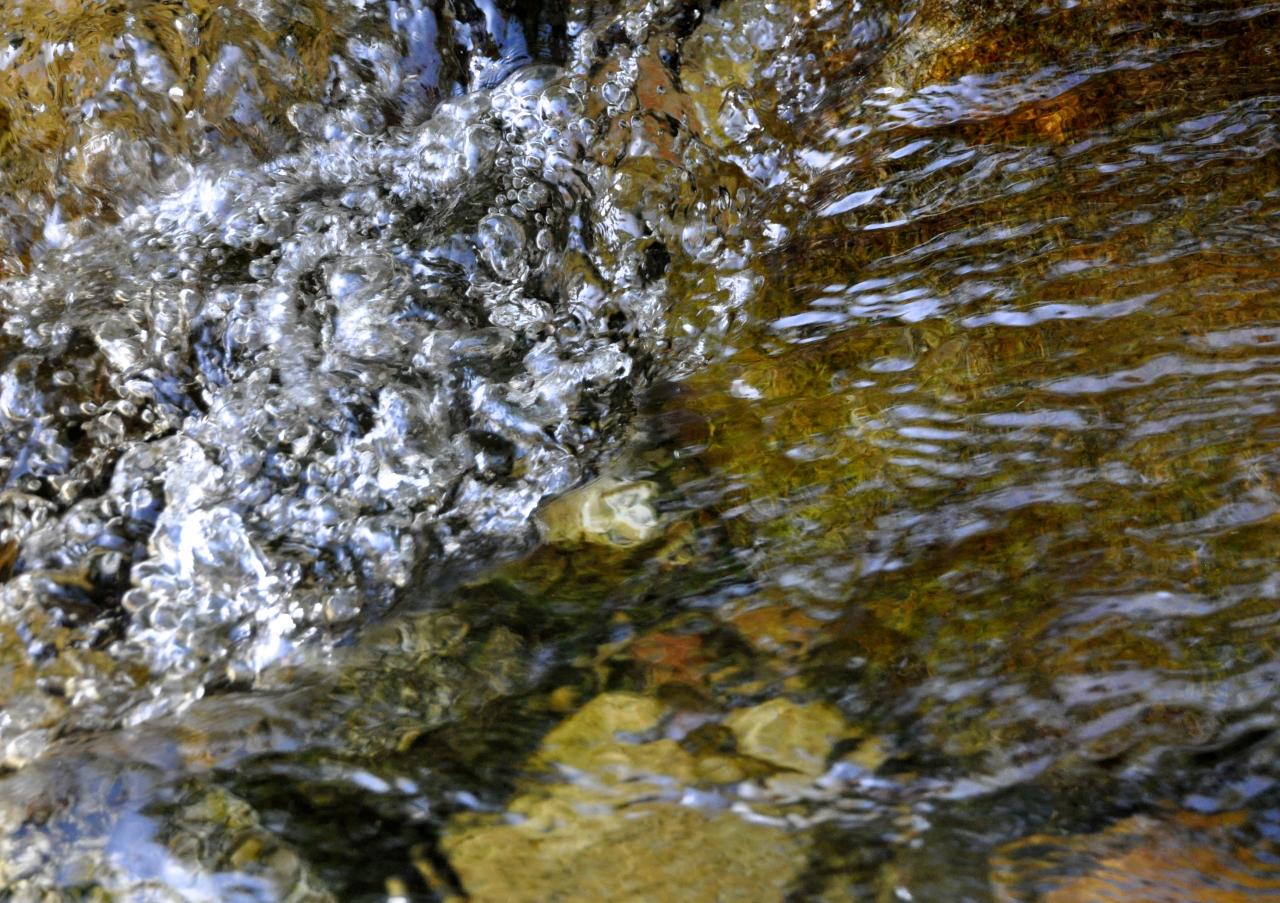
[331,611,530,757]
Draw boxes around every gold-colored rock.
[535,690,668,771]
[444,687,813,901]
[844,736,888,773]
[546,684,581,713]
[724,697,851,775]
[445,797,806,903]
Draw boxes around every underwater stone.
[724,697,851,776]
[444,687,810,902]
[536,477,660,548]
[444,796,806,903]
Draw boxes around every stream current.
[2,0,1280,899]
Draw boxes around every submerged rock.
[537,692,667,757]
[536,477,661,548]
[0,604,535,898]
[443,690,811,902]
[992,811,1280,903]
[0,760,337,903]
[725,697,853,776]
[334,611,530,757]
[445,796,805,903]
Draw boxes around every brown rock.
[993,811,1280,902]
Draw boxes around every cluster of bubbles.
[0,0,734,764]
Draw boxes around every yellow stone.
[444,798,805,903]
[443,689,812,901]
[845,737,888,772]
[535,691,667,770]
[724,697,850,775]
[228,836,264,869]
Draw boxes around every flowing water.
[1,0,1280,899]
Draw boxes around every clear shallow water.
[2,0,1280,900]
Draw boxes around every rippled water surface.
[2,0,1280,899]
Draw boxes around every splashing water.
[0,0,744,761]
